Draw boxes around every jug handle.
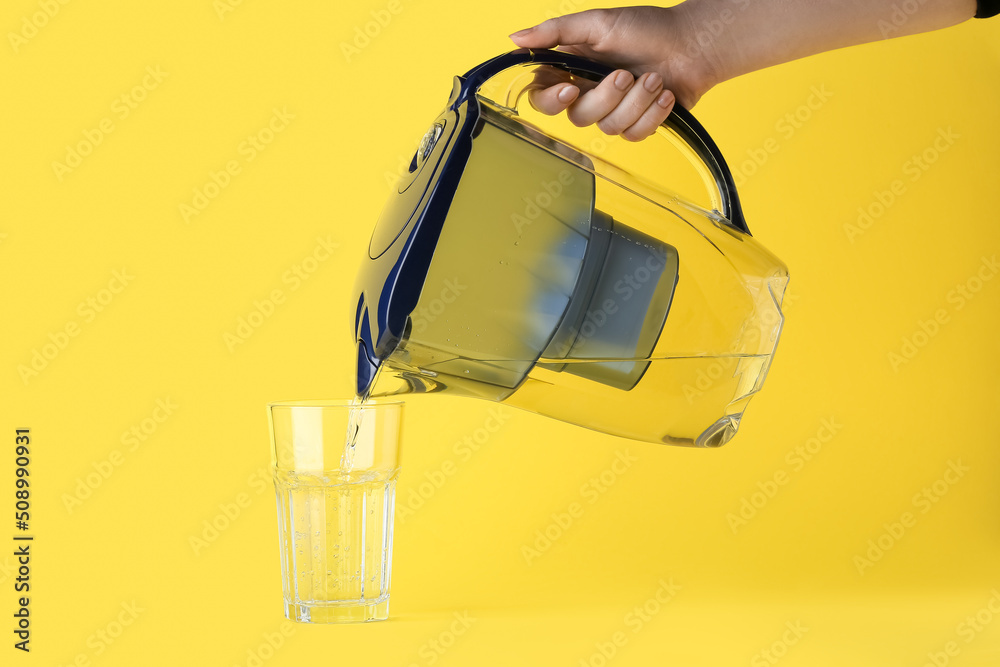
[457,48,750,236]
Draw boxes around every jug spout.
[355,338,380,399]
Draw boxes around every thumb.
[509,11,603,49]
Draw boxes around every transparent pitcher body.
[355,53,788,446]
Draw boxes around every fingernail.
[509,27,535,38]
[644,72,663,93]
[657,90,675,108]
[557,85,578,103]
[614,70,633,91]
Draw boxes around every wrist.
[665,0,742,105]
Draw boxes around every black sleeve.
[977,0,1000,18]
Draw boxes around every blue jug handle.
[458,49,751,236]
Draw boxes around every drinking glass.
[268,399,403,623]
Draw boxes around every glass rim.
[267,398,405,409]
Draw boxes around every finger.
[527,83,581,115]
[519,67,576,115]
[564,69,634,127]
[509,10,607,49]
[621,90,676,142]
[523,65,599,101]
[526,65,574,89]
[595,71,664,136]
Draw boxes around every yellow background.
[2,1,999,665]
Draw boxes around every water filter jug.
[352,49,789,446]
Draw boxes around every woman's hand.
[509,6,721,141]
[510,1,978,141]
